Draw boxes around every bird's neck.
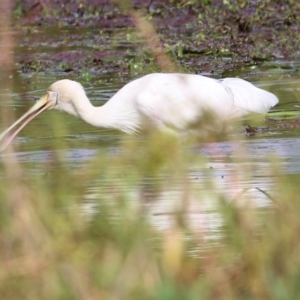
[70,95,119,130]
[70,93,139,134]
[71,95,106,127]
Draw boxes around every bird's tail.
[220,78,278,116]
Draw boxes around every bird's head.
[0,79,85,151]
[49,79,88,116]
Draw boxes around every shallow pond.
[1,26,300,241]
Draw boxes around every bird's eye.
[49,91,59,103]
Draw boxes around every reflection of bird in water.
[0,73,278,150]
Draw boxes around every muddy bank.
[13,0,300,78]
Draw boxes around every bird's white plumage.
[219,77,278,116]
[50,73,278,133]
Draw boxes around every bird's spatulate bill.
[0,94,56,151]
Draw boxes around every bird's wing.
[219,78,278,116]
[133,74,233,131]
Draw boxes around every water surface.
[1,26,300,241]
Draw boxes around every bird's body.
[51,73,278,133]
[0,73,278,150]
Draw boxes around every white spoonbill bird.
[0,73,278,150]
